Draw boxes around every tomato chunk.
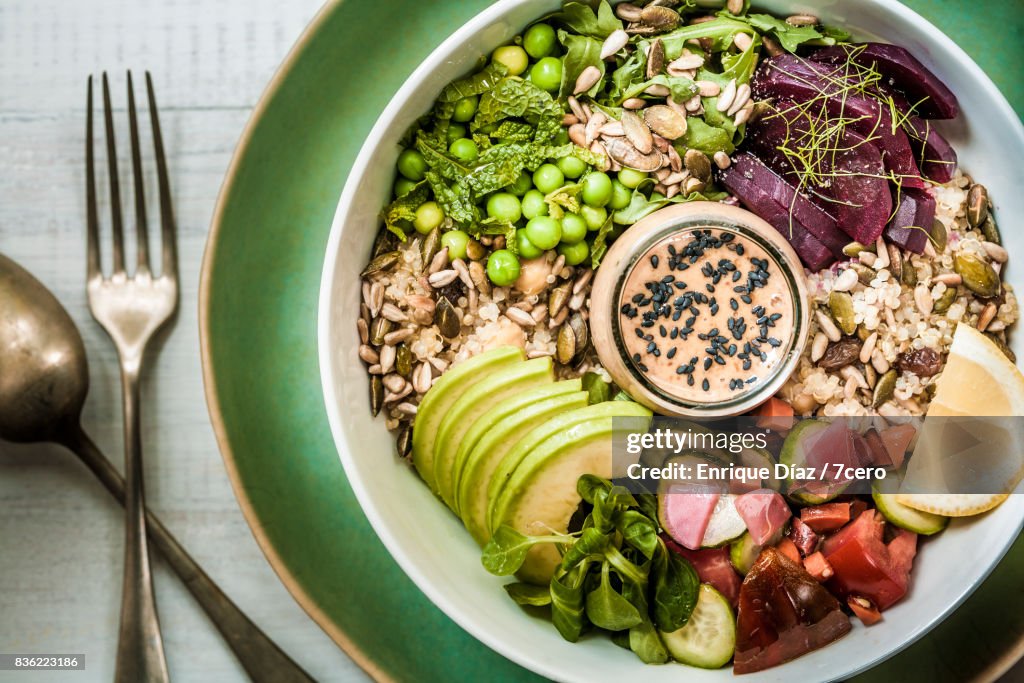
[801,502,851,533]
[822,510,918,609]
[848,595,883,625]
[803,551,834,582]
[752,397,795,431]
[775,537,801,564]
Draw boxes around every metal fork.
[86,71,175,683]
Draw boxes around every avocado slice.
[433,356,554,509]
[411,346,522,493]
[458,385,589,544]
[451,378,583,516]
[491,401,652,584]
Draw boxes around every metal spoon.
[0,252,314,682]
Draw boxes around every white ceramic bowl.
[319,2,1024,681]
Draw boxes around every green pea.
[581,205,608,230]
[521,189,549,219]
[558,240,589,266]
[397,149,427,181]
[559,213,588,245]
[515,229,544,259]
[413,201,445,235]
[506,171,533,197]
[533,163,565,194]
[525,215,562,250]
[581,172,613,208]
[492,45,529,76]
[554,127,570,146]
[487,249,521,286]
[609,179,632,210]
[440,229,470,260]
[445,123,467,145]
[452,96,478,123]
[448,138,479,162]
[394,177,417,197]
[530,56,563,92]
[486,192,523,223]
[556,155,588,179]
[617,167,648,189]
[523,23,556,59]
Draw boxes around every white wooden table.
[0,1,371,680]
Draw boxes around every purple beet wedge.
[808,43,958,119]
[745,102,893,245]
[885,186,936,254]
[719,153,836,270]
[751,55,923,186]
[903,116,958,183]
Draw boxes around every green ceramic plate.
[200,1,1024,681]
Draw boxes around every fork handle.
[64,428,315,682]
[115,364,171,683]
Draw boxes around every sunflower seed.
[469,261,490,295]
[787,14,819,26]
[872,237,890,269]
[428,269,459,288]
[585,111,607,145]
[369,376,384,416]
[428,246,449,274]
[367,281,384,317]
[733,101,754,126]
[574,65,602,95]
[387,326,416,345]
[370,317,392,345]
[932,273,962,286]
[683,94,703,112]
[549,282,572,317]
[563,113,579,126]
[810,332,828,362]
[601,29,629,59]
[590,141,611,171]
[664,170,688,185]
[727,83,751,116]
[665,183,681,199]
[832,268,858,292]
[604,137,664,171]
[967,183,989,228]
[886,242,903,281]
[383,373,406,393]
[357,318,369,345]
[615,2,642,21]
[643,105,688,139]
[859,332,878,364]
[646,38,665,78]
[708,151,729,171]
[451,258,473,290]
[568,122,587,147]
[379,344,397,374]
[683,177,706,194]
[717,79,737,112]
[600,121,625,137]
[622,97,647,110]
[361,250,401,277]
[412,362,432,394]
[569,291,587,311]
[988,320,1007,333]
[380,302,406,323]
[420,228,442,268]
[667,144,683,171]
[395,402,418,416]
[982,241,1008,263]
[871,349,890,374]
[840,365,868,390]
[816,310,842,342]
[573,268,594,294]
[568,95,587,122]
[359,344,379,364]
[733,32,753,52]
[691,81,720,99]
[976,302,998,332]
[505,307,536,328]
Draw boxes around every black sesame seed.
[702,379,710,391]
[650,255,659,268]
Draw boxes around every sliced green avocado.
[451,379,583,516]
[411,346,522,493]
[491,401,652,584]
[458,386,589,545]
[433,357,554,509]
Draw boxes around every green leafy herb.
[745,13,838,53]
[617,74,698,106]
[559,30,606,100]
[551,562,589,642]
[504,582,553,606]
[586,562,644,631]
[613,182,728,225]
[548,0,622,39]
[544,182,583,219]
[621,580,670,664]
[481,526,571,576]
[589,211,617,268]
[380,181,429,240]
[581,371,611,404]
[651,539,700,632]
[617,510,659,560]
[683,116,735,154]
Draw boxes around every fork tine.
[145,72,177,278]
[101,72,126,275]
[86,76,101,280]
[126,71,149,272]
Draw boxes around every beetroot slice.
[903,116,958,183]
[809,43,958,119]
[745,103,893,245]
[751,56,922,184]
[885,187,936,253]
[734,547,852,674]
[718,153,836,270]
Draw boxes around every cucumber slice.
[872,479,949,535]
[738,446,779,490]
[660,584,736,669]
[729,532,761,575]
[780,419,848,504]
[701,494,747,548]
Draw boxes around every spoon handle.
[65,428,316,683]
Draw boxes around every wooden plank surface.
[0,1,372,681]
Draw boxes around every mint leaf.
[380,181,428,240]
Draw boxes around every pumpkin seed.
[361,250,401,277]
[556,322,577,364]
[435,296,461,338]
[981,216,1001,245]
[857,325,871,342]
[421,228,442,268]
[828,290,856,335]
[953,251,1000,298]
[604,137,663,171]
[967,183,989,228]
[683,149,711,182]
[872,369,897,408]
[930,218,948,253]
[370,376,384,416]
[396,425,413,458]
[850,263,875,285]
[615,2,642,22]
[986,333,1017,363]
[568,312,589,361]
[643,105,688,140]
[842,242,869,257]
[933,286,954,315]
[640,4,680,29]
[370,317,392,345]
[646,39,665,79]
[549,282,572,317]
[396,343,412,378]
[621,110,654,154]
[901,259,917,286]
[371,229,397,259]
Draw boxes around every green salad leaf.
[551,562,590,642]
[581,372,611,404]
[586,562,643,631]
[613,182,728,225]
[745,13,838,52]
[548,0,622,39]
[380,181,429,240]
[434,62,509,120]
[651,539,700,632]
[544,182,583,219]
[558,30,606,100]
[588,211,617,268]
[481,526,571,576]
[504,582,554,606]
[475,76,563,143]
[622,580,670,664]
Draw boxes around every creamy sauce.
[619,228,795,404]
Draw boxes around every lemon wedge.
[896,324,1024,517]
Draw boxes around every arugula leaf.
[581,371,611,404]
[481,525,569,575]
[380,181,428,240]
[616,74,698,106]
[586,562,643,631]
[549,0,622,39]
[651,17,754,58]
[683,116,735,154]
[558,30,605,100]
[651,541,700,632]
[745,13,837,52]
[504,582,553,606]
[612,182,728,225]
[551,563,590,642]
